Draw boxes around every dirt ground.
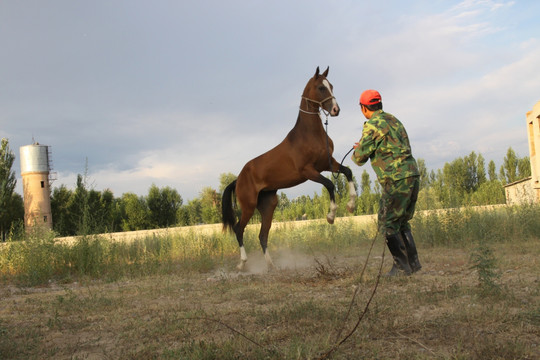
[1,239,539,359]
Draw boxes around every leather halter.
[299,95,336,115]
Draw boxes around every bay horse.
[222,67,357,271]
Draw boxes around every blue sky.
[1,0,539,201]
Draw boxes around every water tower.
[20,142,55,230]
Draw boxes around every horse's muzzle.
[331,104,340,116]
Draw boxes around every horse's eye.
[318,86,327,92]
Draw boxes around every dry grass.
[1,237,538,359]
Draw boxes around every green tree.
[0,138,20,241]
[199,186,220,224]
[356,170,378,214]
[442,159,467,206]
[440,151,486,207]
[51,185,75,236]
[417,158,429,189]
[416,187,443,210]
[274,192,290,221]
[147,184,182,228]
[184,198,203,225]
[121,192,150,231]
[488,160,497,181]
[518,157,531,178]
[52,184,119,236]
[499,165,506,185]
[219,172,237,193]
[86,188,118,234]
[7,193,24,239]
[476,153,487,186]
[470,180,505,205]
[86,189,103,233]
[501,147,518,184]
[98,189,120,233]
[66,174,92,235]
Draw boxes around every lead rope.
[324,114,354,180]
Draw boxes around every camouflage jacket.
[352,110,419,183]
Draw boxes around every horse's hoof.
[237,261,247,271]
[326,215,335,224]
[347,202,355,213]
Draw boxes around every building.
[20,143,54,230]
[504,101,540,204]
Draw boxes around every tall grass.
[1,204,539,286]
[411,204,540,247]
[0,228,239,286]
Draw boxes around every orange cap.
[359,90,382,106]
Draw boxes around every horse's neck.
[291,112,325,137]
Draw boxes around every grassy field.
[0,205,539,359]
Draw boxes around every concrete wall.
[504,177,540,205]
[54,214,378,245]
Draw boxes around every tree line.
[0,137,531,239]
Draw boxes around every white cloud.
[4,0,540,202]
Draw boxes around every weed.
[469,241,501,297]
[314,256,350,280]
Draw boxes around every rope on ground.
[316,233,386,360]
[180,232,386,360]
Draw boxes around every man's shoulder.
[367,111,391,129]
[378,111,400,122]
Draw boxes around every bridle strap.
[299,108,320,115]
[300,95,335,116]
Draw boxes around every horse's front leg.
[337,163,357,213]
[304,169,338,224]
[329,158,357,213]
[309,173,337,224]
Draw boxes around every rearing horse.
[222,67,356,270]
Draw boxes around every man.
[351,90,421,276]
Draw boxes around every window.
[44,216,47,223]
[41,181,45,188]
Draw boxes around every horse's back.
[237,138,309,191]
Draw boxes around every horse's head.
[302,66,340,117]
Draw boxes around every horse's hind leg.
[234,200,256,271]
[257,190,278,271]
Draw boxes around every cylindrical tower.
[20,143,53,230]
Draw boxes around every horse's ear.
[314,66,320,79]
[322,66,329,77]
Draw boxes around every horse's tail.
[222,180,237,233]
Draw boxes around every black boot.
[385,233,412,276]
[401,230,422,273]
